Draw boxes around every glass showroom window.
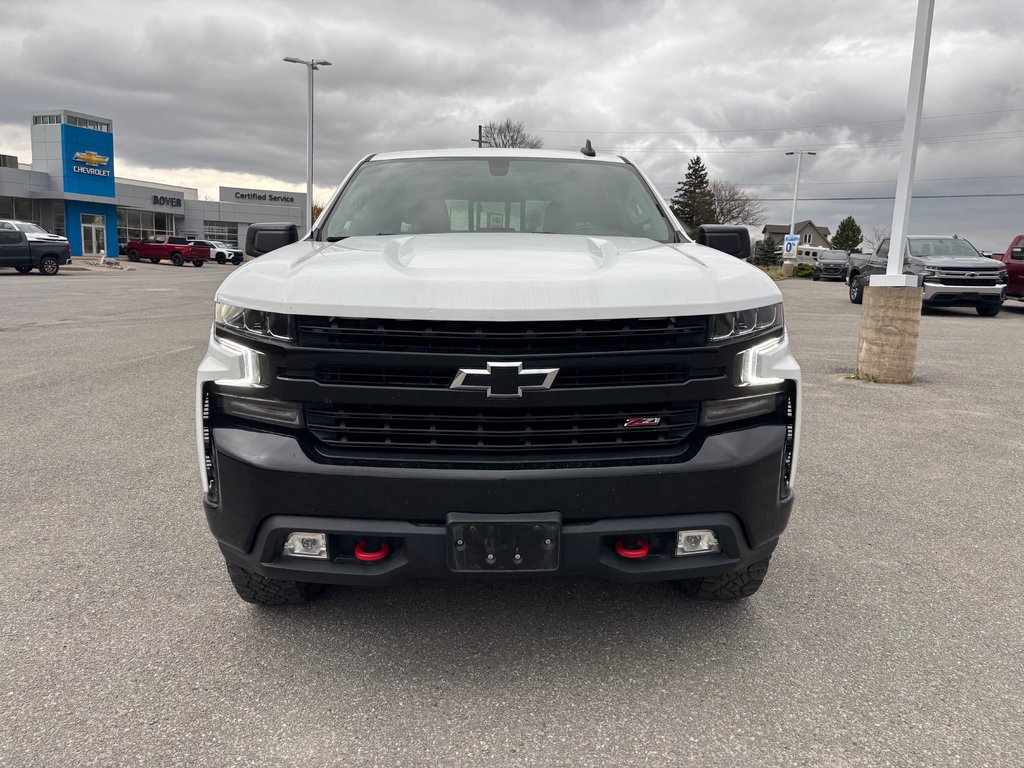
[204,221,238,244]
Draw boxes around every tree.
[864,225,890,252]
[832,216,864,252]
[708,179,767,227]
[480,119,543,148]
[670,156,717,236]
[752,235,780,267]
[311,199,327,221]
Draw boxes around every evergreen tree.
[752,235,780,266]
[832,216,863,252]
[670,156,717,236]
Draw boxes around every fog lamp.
[283,532,328,559]
[675,529,720,557]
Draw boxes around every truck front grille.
[305,401,699,461]
[295,315,709,354]
[931,268,1001,286]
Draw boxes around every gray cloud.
[1,0,1021,249]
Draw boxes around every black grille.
[305,402,698,459]
[295,315,708,353]
[283,363,726,389]
[935,276,1001,286]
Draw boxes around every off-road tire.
[171,252,184,267]
[217,254,227,264]
[127,250,140,262]
[232,256,243,265]
[678,559,770,601]
[226,563,322,606]
[15,265,33,274]
[193,259,204,267]
[976,304,1000,317]
[849,274,864,304]
[39,256,60,275]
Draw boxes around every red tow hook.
[354,538,390,562]
[614,536,650,559]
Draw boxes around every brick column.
[856,286,923,384]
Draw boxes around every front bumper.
[206,423,792,585]
[922,282,1004,305]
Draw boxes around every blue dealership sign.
[61,124,115,197]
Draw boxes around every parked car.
[847,235,1006,316]
[812,249,849,281]
[994,235,1024,301]
[123,235,207,266]
[191,239,244,265]
[0,219,71,275]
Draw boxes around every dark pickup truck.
[0,219,72,275]
[847,235,1007,316]
[123,235,208,267]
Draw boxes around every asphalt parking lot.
[1,263,1022,767]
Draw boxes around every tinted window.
[0,230,24,244]
[323,157,672,242]
[169,237,189,244]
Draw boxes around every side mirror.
[696,225,751,260]
[245,222,299,257]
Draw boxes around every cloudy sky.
[2,0,1021,250]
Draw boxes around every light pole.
[785,150,816,236]
[283,56,332,233]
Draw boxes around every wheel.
[678,559,770,601]
[127,249,140,262]
[15,265,33,274]
[232,256,243,265]
[38,256,60,275]
[149,258,161,264]
[171,252,184,267]
[849,274,864,304]
[216,254,226,265]
[226,563,322,606]
[193,259,204,267]
[977,304,1001,317]
[812,270,821,281]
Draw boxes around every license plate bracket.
[447,512,561,572]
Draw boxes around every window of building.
[802,232,812,244]
[65,115,110,132]
[33,114,62,125]
[204,221,239,245]
[117,207,175,248]
[53,212,65,237]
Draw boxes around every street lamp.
[785,150,816,236]
[283,56,332,233]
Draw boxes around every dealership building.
[0,109,305,257]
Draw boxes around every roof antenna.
[580,139,596,157]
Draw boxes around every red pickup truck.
[996,235,1024,301]
[123,235,208,267]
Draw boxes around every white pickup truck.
[196,148,801,605]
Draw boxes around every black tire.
[849,274,864,304]
[812,270,821,281]
[232,256,243,265]
[150,258,161,264]
[127,249,140,262]
[226,563,322,606]
[15,265,33,274]
[678,559,770,601]
[216,254,226,265]
[171,252,184,267]
[193,259,204,267]
[38,256,60,275]
[977,304,1001,317]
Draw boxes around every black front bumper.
[206,424,793,585]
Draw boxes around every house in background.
[762,220,832,248]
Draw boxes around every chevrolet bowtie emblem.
[450,362,559,398]
[73,151,109,167]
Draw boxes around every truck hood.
[910,255,1001,269]
[216,233,782,321]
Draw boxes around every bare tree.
[481,119,544,149]
[708,179,767,226]
[864,225,890,252]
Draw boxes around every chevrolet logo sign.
[450,362,559,398]
[73,151,109,167]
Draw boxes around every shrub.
[794,263,815,278]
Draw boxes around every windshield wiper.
[325,235,349,242]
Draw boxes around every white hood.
[216,233,781,321]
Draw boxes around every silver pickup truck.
[847,235,1007,316]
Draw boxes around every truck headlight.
[216,302,293,340]
[710,303,783,342]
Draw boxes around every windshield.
[909,238,981,258]
[322,158,672,242]
[820,250,847,260]
[14,222,49,235]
